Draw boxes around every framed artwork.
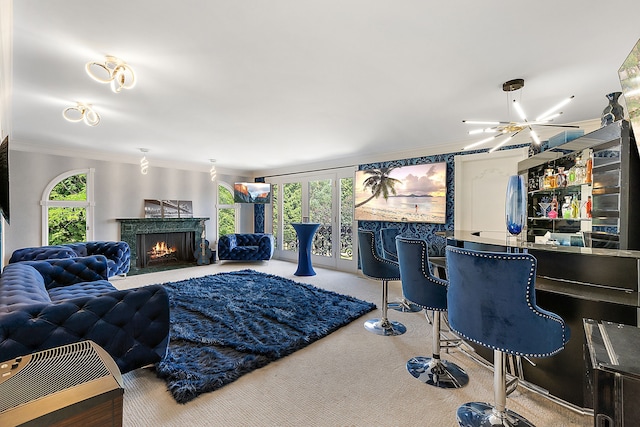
[144,199,194,218]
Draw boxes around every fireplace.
[136,232,195,268]
[117,217,209,272]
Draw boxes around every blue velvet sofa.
[9,241,131,277]
[0,255,169,373]
[218,233,274,261]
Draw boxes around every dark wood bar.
[446,230,640,411]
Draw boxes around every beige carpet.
[114,260,592,427]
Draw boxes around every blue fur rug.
[154,269,376,403]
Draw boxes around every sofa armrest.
[257,234,275,254]
[0,284,170,373]
[218,234,237,260]
[85,241,131,276]
[22,256,109,289]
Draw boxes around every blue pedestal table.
[292,222,320,276]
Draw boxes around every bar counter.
[445,230,640,411]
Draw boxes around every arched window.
[41,169,95,245]
[217,182,238,240]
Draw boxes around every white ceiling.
[8,0,640,176]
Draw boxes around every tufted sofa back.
[9,241,131,277]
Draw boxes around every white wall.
[4,150,253,264]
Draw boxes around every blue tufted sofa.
[0,255,169,373]
[9,241,131,277]
[218,233,274,261]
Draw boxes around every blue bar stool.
[380,228,421,313]
[357,229,406,336]
[396,236,469,389]
[446,247,570,427]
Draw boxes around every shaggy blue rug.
[154,269,376,403]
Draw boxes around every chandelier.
[86,55,136,93]
[462,79,577,153]
[140,148,149,175]
[209,159,217,182]
[62,102,100,126]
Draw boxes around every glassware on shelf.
[556,167,567,188]
[505,175,526,236]
[538,202,552,218]
[562,196,572,218]
[586,195,592,218]
[543,168,557,189]
[548,195,559,219]
[575,156,585,184]
[586,156,593,183]
[571,196,580,219]
[568,165,577,185]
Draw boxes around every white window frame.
[40,168,95,245]
[216,181,239,239]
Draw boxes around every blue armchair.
[218,233,274,261]
[10,241,131,277]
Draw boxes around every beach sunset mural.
[354,163,447,223]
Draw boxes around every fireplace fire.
[147,241,178,263]
[136,231,195,269]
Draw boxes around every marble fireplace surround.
[117,217,209,269]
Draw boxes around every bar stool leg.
[456,350,535,426]
[364,280,406,336]
[406,311,468,388]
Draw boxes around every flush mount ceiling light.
[140,148,149,175]
[86,55,136,93]
[462,79,577,153]
[209,159,217,182]
[62,102,100,126]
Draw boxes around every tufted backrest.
[396,236,448,311]
[380,228,401,262]
[9,246,77,263]
[357,229,400,281]
[445,246,570,357]
[22,256,109,290]
[218,233,274,260]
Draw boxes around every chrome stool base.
[407,356,469,388]
[388,299,422,312]
[456,402,535,427]
[364,318,407,336]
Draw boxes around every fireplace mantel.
[117,217,209,269]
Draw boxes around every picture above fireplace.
[144,199,193,218]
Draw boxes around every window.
[267,167,356,272]
[217,182,238,239]
[41,169,94,245]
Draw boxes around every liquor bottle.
[556,167,567,188]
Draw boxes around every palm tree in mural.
[355,167,401,208]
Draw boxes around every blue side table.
[292,222,320,276]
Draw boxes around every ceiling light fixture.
[209,159,217,182]
[62,102,100,126]
[462,79,577,152]
[140,149,149,175]
[86,55,136,93]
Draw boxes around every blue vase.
[505,175,526,236]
